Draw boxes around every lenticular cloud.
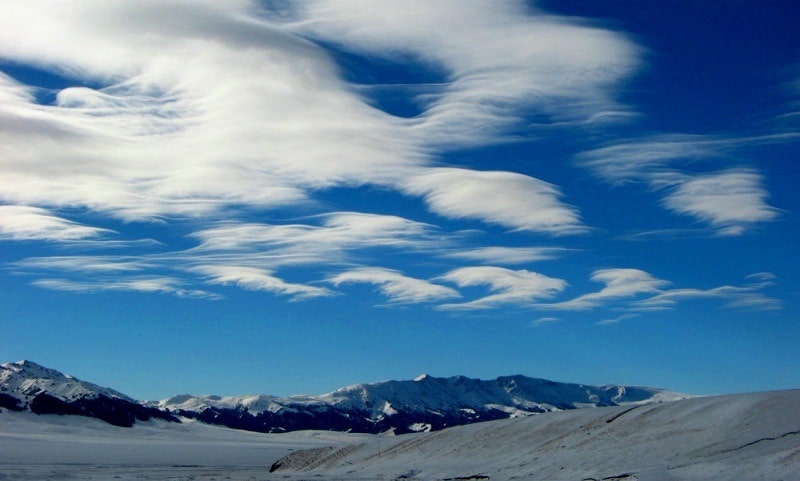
[0,1,644,302]
[0,1,636,228]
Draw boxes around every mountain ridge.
[0,360,179,427]
[1,360,689,434]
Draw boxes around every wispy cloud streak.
[192,265,332,300]
[578,135,788,234]
[437,266,566,310]
[328,267,460,304]
[444,246,568,265]
[541,269,668,310]
[0,205,113,241]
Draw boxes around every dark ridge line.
[719,430,800,454]
[605,405,641,424]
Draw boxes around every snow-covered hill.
[156,373,688,434]
[271,388,800,481]
[0,360,178,427]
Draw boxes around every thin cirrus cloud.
[9,212,449,302]
[578,135,785,235]
[531,317,561,327]
[437,266,567,310]
[634,286,781,311]
[443,246,568,265]
[327,267,461,304]
[539,269,669,311]
[13,255,150,273]
[632,274,781,311]
[537,269,779,313]
[191,265,333,300]
[188,212,444,267]
[31,277,217,299]
[596,314,639,326]
[0,205,113,241]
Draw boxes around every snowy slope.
[156,373,688,434]
[272,388,800,481]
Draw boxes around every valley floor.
[0,411,364,480]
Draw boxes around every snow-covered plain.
[2,389,798,480]
[0,410,366,480]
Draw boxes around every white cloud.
[32,277,217,299]
[404,168,585,234]
[189,212,442,267]
[192,265,332,300]
[633,284,781,311]
[444,246,567,265]
[531,316,560,327]
[0,1,425,221]
[1,1,634,307]
[437,266,566,310]
[14,255,148,273]
[0,205,113,241]
[328,267,460,304]
[578,136,785,234]
[0,1,635,228]
[661,169,779,235]
[596,314,638,326]
[294,0,640,145]
[577,135,720,185]
[542,268,669,310]
[746,272,777,283]
[540,269,781,313]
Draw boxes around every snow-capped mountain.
[1,360,688,434]
[156,373,688,434]
[0,360,132,403]
[0,360,178,427]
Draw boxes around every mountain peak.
[0,360,179,427]
[413,373,430,382]
[0,360,133,403]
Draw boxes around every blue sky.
[1,1,798,401]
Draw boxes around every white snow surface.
[2,384,797,480]
[272,389,800,481]
[0,360,132,404]
[0,409,367,480]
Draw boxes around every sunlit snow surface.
[0,412,366,480]
[273,389,800,481]
[2,390,799,480]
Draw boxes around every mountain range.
[0,360,687,434]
